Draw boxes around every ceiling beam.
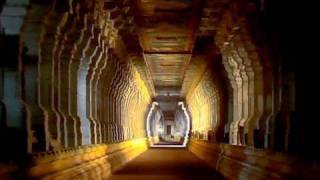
[143,51,191,55]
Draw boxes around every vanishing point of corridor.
[110,149,223,180]
[1,0,319,179]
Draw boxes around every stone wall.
[0,0,151,155]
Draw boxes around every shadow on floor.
[109,149,224,180]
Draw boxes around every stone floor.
[109,148,224,180]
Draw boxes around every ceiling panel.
[132,0,207,96]
[144,54,191,90]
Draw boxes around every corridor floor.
[109,149,224,180]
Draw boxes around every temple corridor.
[0,0,319,179]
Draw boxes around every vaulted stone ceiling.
[110,0,224,98]
[131,0,204,96]
[117,0,224,121]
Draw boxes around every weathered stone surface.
[0,138,148,179]
[189,139,320,179]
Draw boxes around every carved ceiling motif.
[106,0,229,98]
[144,54,191,89]
[132,0,199,96]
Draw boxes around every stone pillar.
[1,36,27,158]
[77,22,95,145]
[19,6,46,153]
[0,0,30,157]
[94,47,108,144]
[67,5,86,147]
[86,29,102,144]
[58,13,78,148]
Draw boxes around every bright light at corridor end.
[146,101,191,148]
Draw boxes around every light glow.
[146,102,159,145]
[147,101,191,148]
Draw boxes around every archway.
[146,101,191,148]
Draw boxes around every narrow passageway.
[1,0,319,179]
[109,149,224,180]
